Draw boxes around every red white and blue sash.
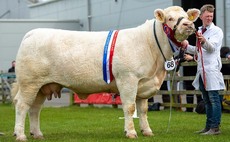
[103,30,119,84]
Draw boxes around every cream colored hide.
[12,6,199,141]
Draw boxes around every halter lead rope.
[153,20,181,133]
[153,20,167,61]
[195,31,207,89]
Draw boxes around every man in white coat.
[183,4,225,135]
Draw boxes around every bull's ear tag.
[164,59,175,71]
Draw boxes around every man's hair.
[200,4,215,15]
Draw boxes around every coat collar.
[198,22,214,32]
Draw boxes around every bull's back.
[19,28,107,59]
[16,28,115,92]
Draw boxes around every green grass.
[1,103,230,142]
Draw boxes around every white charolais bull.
[12,6,200,141]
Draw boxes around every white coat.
[186,22,225,91]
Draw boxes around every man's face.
[12,61,16,67]
[200,10,213,27]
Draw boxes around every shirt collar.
[198,23,214,31]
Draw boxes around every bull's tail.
[11,81,19,104]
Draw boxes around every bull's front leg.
[136,99,153,136]
[122,103,137,138]
[136,78,161,137]
[116,75,139,139]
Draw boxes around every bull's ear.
[187,8,200,22]
[154,9,165,23]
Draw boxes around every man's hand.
[184,54,194,61]
[181,40,189,49]
[196,32,206,44]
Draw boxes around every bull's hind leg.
[29,91,46,139]
[14,95,30,141]
[14,89,38,141]
[116,75,139,139]
[136,99,153,136]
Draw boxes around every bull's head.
[154,6,200,42]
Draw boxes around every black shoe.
[201,128,221,135]
[194,128,210,134]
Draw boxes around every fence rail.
[0,71,15,103]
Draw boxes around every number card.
[164,59,175,71]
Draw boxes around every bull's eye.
[183,23,188,27]
[168,17,174,21]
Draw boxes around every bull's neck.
[136,20,170,82]
[147,20,174,61]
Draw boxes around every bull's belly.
[40,79,119,100]
[65,80,119,94]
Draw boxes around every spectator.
[8,60,15,73]
[220,47,230,109]
[220,46,230,78]
[220,46,230,60]
[7,60,16,83]
[183,54,203,112]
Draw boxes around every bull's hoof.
[126,134,138,139]
[142,130,154,137]
[125,131,138,139]
[16,135,27,141]
[30,132,44,139]
[33,135,44,140]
